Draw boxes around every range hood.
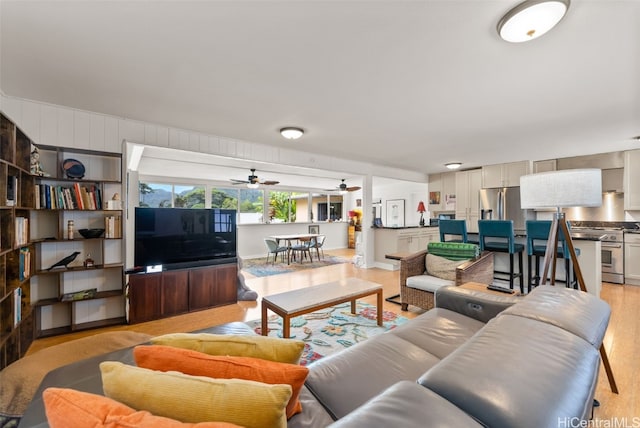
[556,152,623,193]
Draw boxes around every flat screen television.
[134,207,237,270]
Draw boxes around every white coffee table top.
[262,277,382,315]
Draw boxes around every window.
[239,188,263,223]
[268,191,308,223]
[139,182,173,207]
[139,182,205,208]
[317,195,343,221]
[211,187,238,209]
[174,185,205,208]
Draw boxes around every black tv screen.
[134,207,237,269]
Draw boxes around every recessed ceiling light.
[280,127,304,140]
[497,0,570,43]
[445,163,462,170]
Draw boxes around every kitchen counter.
[571,233,606,241]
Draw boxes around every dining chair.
[264,238,289,264]
[291,238,313,263]
[312,235,326,260]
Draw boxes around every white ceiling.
[1,0,639,179]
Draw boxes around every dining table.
[268,233,321,264]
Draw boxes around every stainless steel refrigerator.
[479,187,534,233]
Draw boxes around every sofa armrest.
[455,251,494,286]
[435,285,520,323]
[399,249,429,287]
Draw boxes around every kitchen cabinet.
[373,227,439,269]
[533,159,556,173]
[428,172,455,211]
[455,169,481,233]
[624,233,640,286]
[624,150,640,210]
[482,160,531,188]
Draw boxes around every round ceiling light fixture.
[445,162,462,170]
[497,0,570,43]
[280,127,304,140]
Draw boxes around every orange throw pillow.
[43,387,242,428]
[134,345,309,418]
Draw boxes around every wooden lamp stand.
[540,211,618,394]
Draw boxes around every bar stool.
[525,220,579,292]
[478,220,525,293]
[439,219,468,243]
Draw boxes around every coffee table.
[261,277,383,338]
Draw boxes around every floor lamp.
[520,168,618,394]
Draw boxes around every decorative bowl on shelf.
[78,228,105,239]
[62,158,86,179]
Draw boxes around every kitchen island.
[373,226,439,270]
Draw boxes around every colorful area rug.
[248,302,408,366]
[242,254,351,277]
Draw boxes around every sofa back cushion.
[418,315,600,427]
[427,242,479,260]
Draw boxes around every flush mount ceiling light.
[445,162,462,170]
[497,0,570,43]
[280,127,304,140]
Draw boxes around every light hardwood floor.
[26,248,639,421]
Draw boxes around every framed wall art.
[386,199,405,227]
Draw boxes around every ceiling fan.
[230,168,279,187]
[325,179,361,193]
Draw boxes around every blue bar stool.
[439,219,468,243]
[478,220,524,292]
[525,220,579,292]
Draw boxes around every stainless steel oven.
[572,227,624,284]
[601,240,624,284]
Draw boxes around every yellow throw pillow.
[149,333,305,364]
[100,361,291,428]
[134,345,309,418]
[43,387,242,428]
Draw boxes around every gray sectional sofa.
[19,284,610,428]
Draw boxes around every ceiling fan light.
[280,127,304,140]
[445,162,462,170]
[246,182,260,189]
[498,0,569,43]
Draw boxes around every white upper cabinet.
[428,171,456,211]
[455,169,482,233]
[482,160,532,188]
[624,150,640,210]
[533,159,557,173]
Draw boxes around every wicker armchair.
[400,249,494,311]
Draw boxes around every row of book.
[105,215,123,239]
[19,247,31,281]
[15,217,29,247]
[35,183,103,210]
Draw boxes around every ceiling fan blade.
[346,186,361,192]
[261,180,280,185]
[230,179,249,184]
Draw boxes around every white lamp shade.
[520,168,602,209]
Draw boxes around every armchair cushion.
[425,254,470,281]
[406,274,454,293]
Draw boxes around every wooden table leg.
[261,301,268,336]
[376,289,383,326]
[351,299,356,314]
[282,315,291,338]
